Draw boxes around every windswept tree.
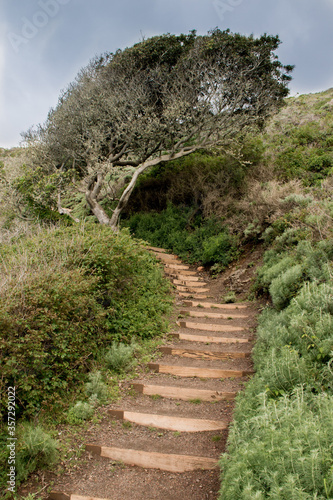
[22,29,293,230]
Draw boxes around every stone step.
[85,445,218,473]
[177,321,245,332]
[148,363,253,378]
[132,383,237,401]
[170,333,250,344]
[174,280,207,287]
[109,410,228,432]
[179,310,248,320]
[159,346,251,360]
[183,300,249,310]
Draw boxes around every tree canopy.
[22,29,293,229]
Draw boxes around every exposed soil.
[18,246,263,500]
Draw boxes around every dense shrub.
[123,203,238,266]
[266,95,333,184]
[0,224,172,419]
[220,389,333,499]
[220,221,333,498]
[123,147,258,215]
[269,264,304,309]
[85,371,109,403]
[256,255,297,291]
[255,226,333,303]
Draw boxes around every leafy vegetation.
[67,402,95,425]
[219,203,333,497]
[85,371,109,404]
[104,342,137,372]
[220,388,333,499]
[264,89,333,185]
[0,224,171,419]
[124,203,238,266]
[0,222,172,491]
[121,147,261,216]
[217,89,333,498]
[16,424,58,482]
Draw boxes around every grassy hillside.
[1,89,333,497]
[217,90,333,499]
[122,89,333,253]
[120,89,333,498]
[265,88,333,183]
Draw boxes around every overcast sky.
[0,0,333,148]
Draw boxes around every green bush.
[104,342,136,372]
[201,232,236,266]
[222,291,237,304]
[253,281,333,391]
[262,346,310,396]
[123,203,238,266]
[256,255,298,291]
[0,224,172,419]
[271,113,333,185]
[16,424,58,481]
[276,147,333,185]
[269,264,304,309]
[85,371,109,403]
[255,228,333,299]
[220,389,333,499]
[221,211,333,497]
[291,281,333,316]
[123,147,256,214]
[67,401,94,424]
[298,240,333,283]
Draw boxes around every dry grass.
[0,147,31,242]
[202,176,306,237]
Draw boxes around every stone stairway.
[49,247,255,500]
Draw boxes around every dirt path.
[23,247,260,500]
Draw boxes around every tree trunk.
[86,147,203,230]
[109,146,200,228]
[86,172,117,230]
